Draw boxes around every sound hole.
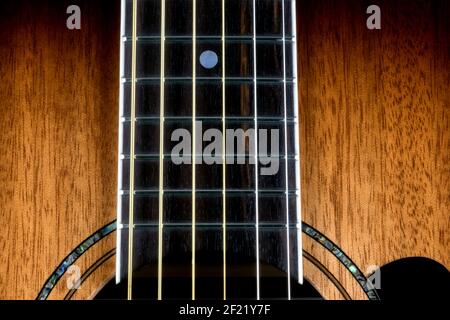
[374,257,449,300]
[95,250,322,300]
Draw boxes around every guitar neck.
[116,0,302,300]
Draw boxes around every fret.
[121,119,297,155]
[256,42,294,78]
[123,40,260,78]
[121,116,297,122]
[119,192,299,224]
[126,0,294,36]
[121,159,193,190]
[124,0,295,38]
[122,82,297,118]
[120,223,300,229]
[120,159,266,190]
[121,154,299,159]
[123,35,295,41]
[121,117,298,123]
[122,77,296,83]
[123,40,293,78]
[117,0,303,295]
[120,189,300,194]
[120,156,300,170]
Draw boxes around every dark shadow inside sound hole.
[95,260,322,300]
[374,257,449,300]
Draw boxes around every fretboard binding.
[282,0,292,300]
[121,77,296,84]
[252,0,261,300]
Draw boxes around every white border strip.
[157,0,166,301]
[281,0,292,300]
[115,0,126,285]
[191,0,197,301]
[252,0,260,300]
[291,0,304,284]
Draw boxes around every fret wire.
[121,116,298,122]
[157,0,166,301]
[121,189,301,195]
[221,0,227,301]
[127,0,138,301]
[191,0,197,301]
[281,0,292,300]
[121,115,297,119]
[292,0,304,284]
[120,223,300,229]
[123,35,295,41]
[121,155,300,161]
[124,38,295,45]
[115,0,303,300]
[252,0,260,301]
[122,76,296,83]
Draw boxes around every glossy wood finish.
[0,0,120,299]
[0,0,448,300]
[298,0,449,298]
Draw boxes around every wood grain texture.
[0,0,448,300]
[0,0,120,299]
[298,0,449,292]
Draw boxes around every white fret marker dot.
[199,50,218,69]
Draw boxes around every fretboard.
[116,0,302,300]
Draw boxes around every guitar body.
[0,0,448,300]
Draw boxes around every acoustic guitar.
[0,0,448,300]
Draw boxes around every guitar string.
[157,0,166,301]
[221,0,227,301]
[124,0,298,301]
[192,0,197,301]
[281,0,292,300]
[127,0,138,300]
[252,0,261,300]
[291,0,303,284]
